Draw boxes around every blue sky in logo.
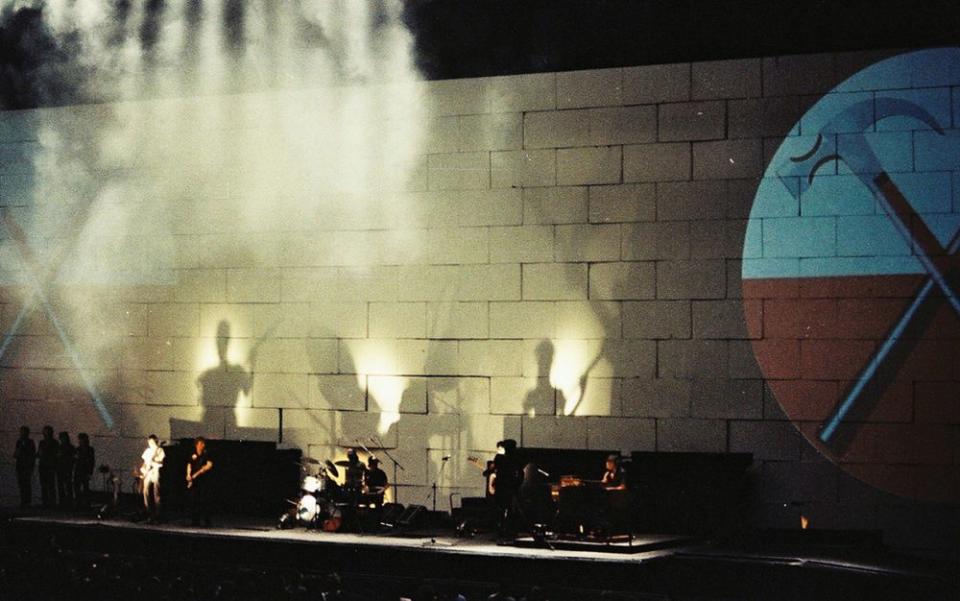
[743,48,960,279]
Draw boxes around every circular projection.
[743,48,960,503]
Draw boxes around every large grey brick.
[557,146,622,185]
[623,63,691,105]
[658,339,727,379]
[458,113,522,151]
[658,101,726,142]
[656,418,726,452]
[692,139,764,180]
[726,178,761,219]
[762,54,837,97]
[622,222,690,261]
[690,378,763,419]
[729,420,803,461]
[554,224,621,262]
[489,226,554,263]
[657,259,726,299]
[523,187,588,224]
[690,219,747,259]
[489,301,556,339]
[428,78,487,115]
[623,143,691,182]
[557,68,622,108]
[455,189,523,227]
[692,58,762,99]
[589,184,656,223]
[524,106,656,148]
[692,299,753,339]
[622,378,691,417]
[605,339,657,378]
[484,72,556,113]
[728,97,801,139]
[623,300,691,339]
[586,417,656,452]
[727,339,763,379]
[589,262,656,300]
[491,149,556,188]
[522,263,588,300]
[657,180,726,221]
[428,152,490,190]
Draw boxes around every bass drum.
[296,494,319,525]
[320,500,343,532]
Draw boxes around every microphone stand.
[426,456,450,513]
[371,436,405,504]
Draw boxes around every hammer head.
[776,97,944,198]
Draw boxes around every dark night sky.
[1,0,957,109]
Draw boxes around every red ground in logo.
[744,274,960,503]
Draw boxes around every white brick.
[334,267,399,302]
[369,302,426,338]
[521,416,587,448]
[489,225,554,263]
[624,143,691,182]
[428,152,490,190]
[456,264,521,301]
[522,263,587,300]
[427,302,488,339]
[251,372,309,409]
[143,370,201,406]
[523,187,588,224]
[341,339,397,375]
[309,374,366,411]
[303,339,339,374]
[227,407,279,441]
[587,417,656,452]
[555,301,620,339]
[366,375,427,414]
[458,340,523,376]
[557,68,622,108]
[428,78,487,116]
[484,72,556,113]
[173,269,226,302]
[428,377,490,415]
[426,227,488,264]
[589,262,656,300]
[310,302,367,338]
[524,106,655,148]
[490,376,555,416]
[281,267,338,302]
[397,265,460,301]
[588,184,656,223]
[623,63,691,104]
[461,414,523,452]
[396,339,459,376]
[200,304,255,339]
[455,189,523,226]
[227,268,282,302]
[148,304,199,337]
[458,113,522,151]
[3,399,119,438]
[554,224,621,261]
[121,403,225,439]
[251,339,313,373]
[251,303,311,339]
[489,301,556,339]
[557,146,621,186]
[491,149,556,188]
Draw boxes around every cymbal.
[324,460,339,478]
[300,457,321,465]
[334,460,353,467]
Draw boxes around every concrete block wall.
[0,48,957,554]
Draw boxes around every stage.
[2,509,956,600]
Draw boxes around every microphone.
[441,456,451,461]
[538,468,550,478]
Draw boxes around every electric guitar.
[467,456,496,496]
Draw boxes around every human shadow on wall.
[170,319,275,443]
[523,339,559,418]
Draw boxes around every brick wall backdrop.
[0,48,956,554]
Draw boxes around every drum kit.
[282,457,346,531]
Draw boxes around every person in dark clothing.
[186,437,214,526]
[600,455,626,490]
[484,439,522,539]
[73,433,95,508]
[364,456,388,507]
[14,426,36,507]
[518,462,555,532]
[56,432,75,508]
[37,426,58,508]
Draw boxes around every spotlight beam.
[0,210,114,429]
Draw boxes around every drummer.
[364,456,389,507]
[343,449,366,493]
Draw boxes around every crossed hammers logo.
[777,97,951,452]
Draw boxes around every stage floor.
[7,511,689,564]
